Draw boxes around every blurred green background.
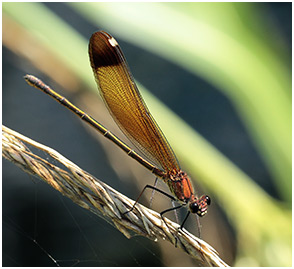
[2,2,291,266]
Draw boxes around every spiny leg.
[122,184,176,215]
[160,204,183,246]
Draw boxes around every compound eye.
[189,202,199,214]
[205,195,211,205]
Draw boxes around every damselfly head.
[189,195,211,217]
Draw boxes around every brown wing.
[88,31,179,172]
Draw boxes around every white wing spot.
[108,37,118,47]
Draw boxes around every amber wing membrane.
[88,31,180,172]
